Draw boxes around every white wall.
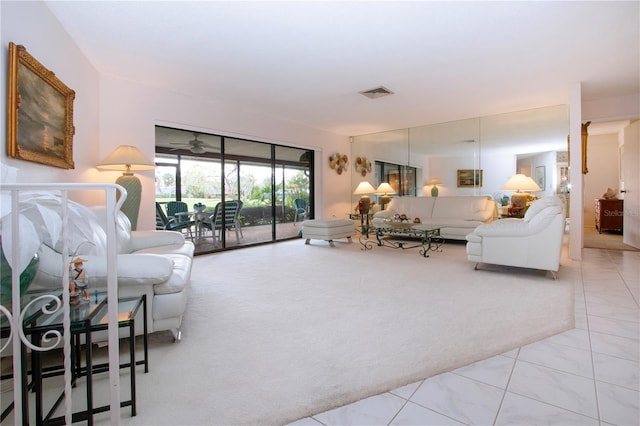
[583,93,640,123]
[584,133,621,227]
[0,1,100,201]
[97,75,350,229]
[516,151,556,196]
[1,1,351,229]
[483,152,518,199]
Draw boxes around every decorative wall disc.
[329,153,349,175]
[355,156,372,177]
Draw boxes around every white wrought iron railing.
[1,183,125,425]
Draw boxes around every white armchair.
[466,196,566,278]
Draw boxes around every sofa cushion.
[419,218,483,229]
[384,197,436,219]
[301,219,353,229]
[432,196,490,220]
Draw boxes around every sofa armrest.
[129,230,185,251]
[112,254,174,286]
[473,218,531,237]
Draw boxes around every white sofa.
[372,196,498,240]
[33,206,195,341]
[465,196,566,277]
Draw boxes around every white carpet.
[111,238,575,425]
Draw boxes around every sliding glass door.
[155,126,312,254]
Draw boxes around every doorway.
[583,120,639,251]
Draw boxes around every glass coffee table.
[359,222,444,257]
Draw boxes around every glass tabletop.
[8,290,143,333]
[374,223,440,232]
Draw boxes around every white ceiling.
[45,1,639,137]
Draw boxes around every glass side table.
[18,291,148,425]
[349,212,374,237]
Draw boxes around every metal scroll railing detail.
[1,183,126,425]
[18,294,63,352]
[0,305,13,354]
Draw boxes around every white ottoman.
[301,219,354,247]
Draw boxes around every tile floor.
[289,248,640,426]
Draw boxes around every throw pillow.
[602,188,618,199]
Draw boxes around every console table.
[595,199,623,233]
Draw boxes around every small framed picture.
[535,166,545,189]
[457,169,483,187]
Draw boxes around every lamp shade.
[501,174,541,192]
[353,181,376,195]
[375,182,395,195]
[96,145,155,231]
[97,145,156,172]
[428,177,442,197]
[375,182,395,210]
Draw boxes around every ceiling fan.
[169,133,219,154]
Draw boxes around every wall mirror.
[351,104,570,213]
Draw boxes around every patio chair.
[293,198,308,224]
[167,201,196,237]
[201,200,244,244]
[156,202,194,238]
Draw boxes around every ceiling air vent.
[359,86,394,99]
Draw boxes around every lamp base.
[380,195,390,210]
[431,185,439,197]
[358,195,371,214]
[116,173,142,230]
[510,192,529,209]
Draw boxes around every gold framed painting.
[7,42,76,169]
[457,169,483,187]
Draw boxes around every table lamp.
[353,181,376,214]
[501,174,541,209]
[375,182,395,210]
[97,145,156,230]
[428,178,442,197]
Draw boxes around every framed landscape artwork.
[457,169,483,187]
[7,42,76,169]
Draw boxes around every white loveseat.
[32,205,195,341]
[465,196,566,277]
[372,196,498,240]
